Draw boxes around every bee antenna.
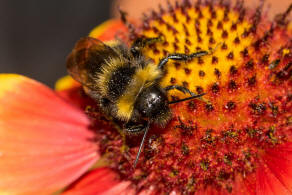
[118,8,138,38]
[133,122,150,169]
[168,93,206,105]
[118,8,128,24]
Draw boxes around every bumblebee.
[66,36,208,167]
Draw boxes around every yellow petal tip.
[0,74,26,97]
[55,75,79,91]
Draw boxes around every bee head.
[135,85,171,125]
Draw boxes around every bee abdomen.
[107,66,136,100]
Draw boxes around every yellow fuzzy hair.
[96,56,125,96]
[116,63,162,121]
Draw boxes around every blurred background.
[0,0,112,87]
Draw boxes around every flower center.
[88,1,291,194]
[141,2,253,95]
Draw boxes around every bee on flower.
[0,0,291,194]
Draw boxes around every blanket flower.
[0,0,291,194]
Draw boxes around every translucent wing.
[66,37,120,90]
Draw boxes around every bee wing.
[66,37,120,90]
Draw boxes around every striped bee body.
[66,37,169,125]
[67,36,208,167]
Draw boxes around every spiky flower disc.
[87,0,292,194]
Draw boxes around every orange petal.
[63,167,133,195]
[257,142,292,194]
[89,19,128,42]
[57,86,90,109]
[0,74,99,195]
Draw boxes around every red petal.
[55,76,89,109]
[257,142,292,194]
[0,74,99,195]
[195,187,227,195]
[63,167,133,195]
[58,86,90,109]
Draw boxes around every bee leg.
[130,37,162,57]
[124,121,150,168]
[165,85,207,104]
[158,51,209,70]
[124,121,147,134]
[165,85,197,96]
[123,120,147,146]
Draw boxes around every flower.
[1,0,292,194]
[0,74,98,195]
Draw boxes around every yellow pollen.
[141,6,253,97]
[282,48,290,56]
